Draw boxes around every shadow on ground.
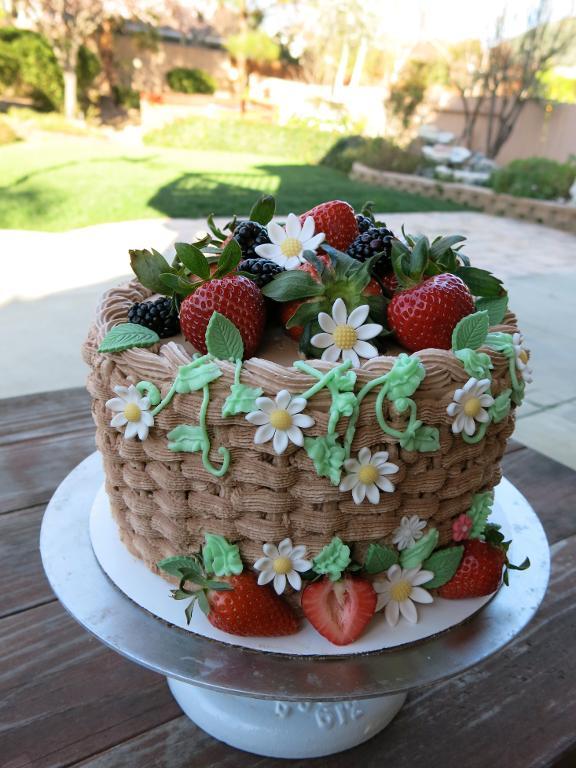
[147,164,465,218]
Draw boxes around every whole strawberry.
[180,274,265,357]
[438,525,530,599]
[300,200,358,252]
[207,572,298,636]
[388,273,474,351]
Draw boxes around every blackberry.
[233,220,271,259]
[239,258,284,288]
[355,214,373,233]
[128,296,180,338]
[347,225,395,275]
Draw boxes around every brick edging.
[350,162,576,234]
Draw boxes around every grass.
[0,136,466,232]
[144,114,338,164]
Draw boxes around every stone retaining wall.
[351,162,576,234]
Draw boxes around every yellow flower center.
[390,579,412,602]
[463,397,482,418]
[519,350,528,364]
[280,237,303,258]
[332,324,358,350]
[358,464,379,485]
[273,556,293,575]
[123,402,142,422]
[269,409,292,430]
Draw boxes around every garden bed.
[351,162,576,234]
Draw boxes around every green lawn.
[0,137,465,232]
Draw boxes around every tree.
[447,1,574,158]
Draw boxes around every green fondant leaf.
[175,360,222,393]
[262,270,324,301]
[422,546,464,588]
[157,555,203,578]
[249,194,276,225]
[385,353,426,401]
[364,543,399,574]
[468,491,494,538]
[205,312,244,361]
[202,534,243,577]
[475,295,509,326]
[222,383,263,417]
[489,388,512,424]
[485,331,515,355]
[455,348,493,380]
[451,311,490,352]
[511,380,526,406]
[304,435,346,486]
[313,537,351,581]
[98,323,160,353]
[167,425,207,453]
[400,529,439,569]
[400,424,440,453]
[174,242,210,279]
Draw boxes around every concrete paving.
[1,212,575,469]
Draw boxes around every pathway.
[1,212,574,469]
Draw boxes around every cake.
[83,196,531,646]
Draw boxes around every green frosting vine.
[312,537,351,581]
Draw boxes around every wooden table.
[1,388,575,768]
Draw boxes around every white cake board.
[40,452,550,759]
[89,484,508,655]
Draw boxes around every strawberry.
[207,572,299,637]
[388,273,474,352]
[380,272,398,296]
[438,524,530,599]
[301,575,377,646]
[180,274,265,357]
[300,200,359,252]
[263,247,387,352]
[158,541,299,637]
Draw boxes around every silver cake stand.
[40,453,550,759]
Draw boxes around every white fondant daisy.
[106,384,154,440]
[392,515,427,551]
[374,564,433,626]
[245,390,315,454]
[339,447,399,505]
[311,298,382,368]
[512,332,533,383]
[254,538,312,594]
[254,213,325,269]
[446,378,495,437]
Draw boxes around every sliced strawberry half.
[301,575,377,646]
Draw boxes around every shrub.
[322,136,422,175]
[77,45,101,112]
[166,67,216,95]
[112,84,140,110]
[0,28,63,110]
[490,157,576,200]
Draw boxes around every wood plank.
[502,447,576,544]
[0,505,55,619]
[6,535,574,768]
[0,602,181,768]
[0,387,92,446]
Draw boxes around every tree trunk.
[96,17,117,95]
[63,68,78,119]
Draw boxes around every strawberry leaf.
[409,235,429,279]
[249,194,276,225]
[157,555,203,578]
[205,311,244,361]
[451,310,490,351]
[213,238,242,278]
[475,295,509,326]
[207,213,227,241]
[174,242,210,279]
[430,234,466,258]
[262,270,324,301]
[422,546,464,588]
[160,273,198,296]
[129,248,174,294]
[286,298,327,328]
[454,266,504,298]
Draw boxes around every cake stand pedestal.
[40,453,550,759]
